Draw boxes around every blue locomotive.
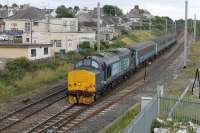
[67,34,177,104]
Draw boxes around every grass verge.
[167,41,200,98]
[0,58,73,103]
[101,103,140,133]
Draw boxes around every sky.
[1,0,199,20]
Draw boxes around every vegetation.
[151,119,195,133]
[167,41,200,98]
[0,58,73,103]
[112,30,155,47]
[102,104,140,133]
[103,5,123,16]
[56,5,74,18]
[151,16,174,36]
[12,3,18,8]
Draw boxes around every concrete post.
[184,0,188,68]
[97,2,101,53]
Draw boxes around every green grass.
[167,66,196,97]
[0,59,73,103]
[111,30,155,47]
[166,40,200,97]
[101,104,140,133]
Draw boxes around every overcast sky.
[1,0,199,20]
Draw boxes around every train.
[67,33,177,104]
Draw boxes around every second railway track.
[0,88,66,132]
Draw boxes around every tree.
[151,16,174,35]
[56,5,74,18]
[3,5,8,8]
[74,6,80,14]
[20,5,24,9]
[12,3,18,8]
[0,4,2,8]
[103,5,123,16]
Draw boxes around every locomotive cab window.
[107,66,111,78]
[92,61,99,69]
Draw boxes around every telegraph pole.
[165,19,168,34]
[194,14,197,42]
[175,21,177,33]
[149,17,152,32]
[97,2,101,53]
[184,0,188,68]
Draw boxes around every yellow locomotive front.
[68,69,96,104]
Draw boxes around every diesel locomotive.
[67,34,177,104]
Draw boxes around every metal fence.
[160,96,200,124]
[124,96,159,133]
[124,96,200,133]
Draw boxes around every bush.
[121,29,129,36]
[151,120,164,133]
[110,40,125,48]
[79,41,91,49]
[66,51,83,63]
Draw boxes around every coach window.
[31,49,36,57]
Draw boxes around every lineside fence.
[160,96,200,124]
[124,96,200,133]
[124,96,159,133]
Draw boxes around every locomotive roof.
[90,48,131,66]
[130,41,156,50]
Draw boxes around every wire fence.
[124,96,200,133]
[160,96,200,124]
[124,96,159,133]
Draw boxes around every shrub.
[110,40,125,48]
[151,119,164,133]
[79,41,91,49]
[66,51,83,63]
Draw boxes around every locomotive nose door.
[68,69,96,104]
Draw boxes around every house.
[127,5,151,20]
[1,5,96,55]
[76,9,121,41]
[25,32,95,54]
[0,43,53,60]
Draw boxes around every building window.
[68,42,72,47]
[26,38,30,42]
[44,47,48,55]
[25,22,31,32]
[56,40,62,47]
[31,49,36,57]
[51,40,62,47]
[33,22,39,26]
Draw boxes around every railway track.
[0,88,66,132]
[25,81,143,133]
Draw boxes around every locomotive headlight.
[78,83,81,86]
